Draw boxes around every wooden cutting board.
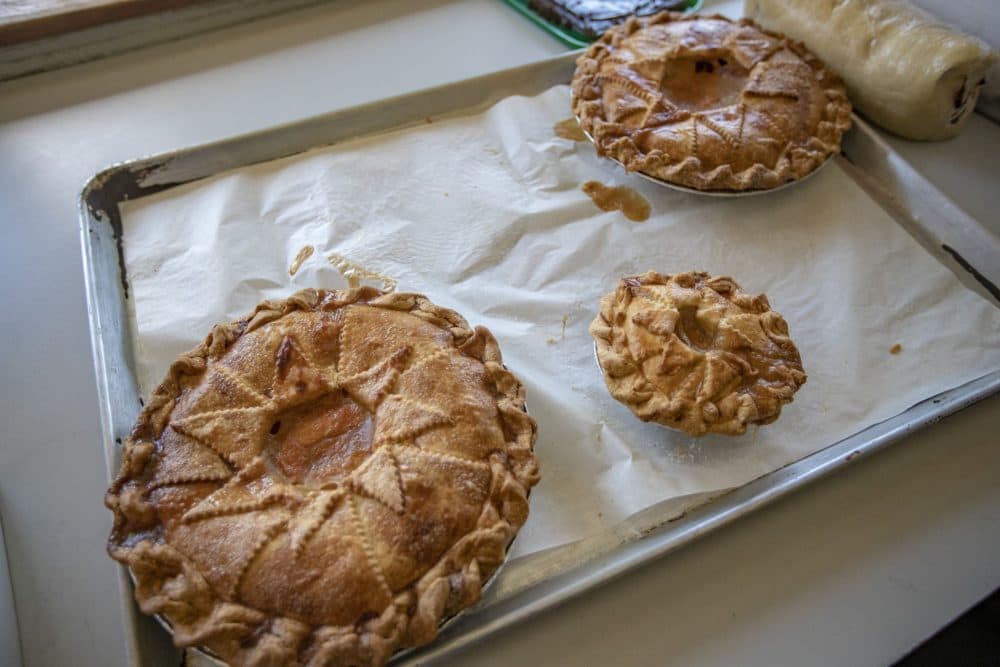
[0,0,210,45]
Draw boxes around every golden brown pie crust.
[571,13,852,191]
[590,272,805,436]
[105,287,539,666]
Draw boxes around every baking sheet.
[119,84,1000,560]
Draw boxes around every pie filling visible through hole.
[267,391,373,487]
[672,303,714,351]
[660,55,750,113]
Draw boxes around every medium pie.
[105,287,539,666]
[571,12,853,191]
[590,272,805,436]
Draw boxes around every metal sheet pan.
[79,52,1000,666]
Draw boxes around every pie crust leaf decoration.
[590,271,806,436]
[287,488,342,557]
[105,287,538,667]
[571,12,853,191]
[271,335,336,408]
[373,395,453,446]
[182,364,272,414]
[350,446,405,513]
[149,428,232,489]
[180,457,289,525]
[353,445,492,593]
[339,346,411,412]
[170,408,272,468]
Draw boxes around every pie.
[590,272,805,436]
[105,287,539,666]
[571,12,853,191]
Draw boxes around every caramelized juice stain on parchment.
[546,314,571,345]
[582,181,651,222]
[554,118,588,142]
[289,245,315,276]
[327,253,397,292]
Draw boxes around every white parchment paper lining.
[120,85,1000,561]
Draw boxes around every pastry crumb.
[890,343,902,355]
[546,336,557,344]
[592,421,605,444]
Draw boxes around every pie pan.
[575,116,832,198]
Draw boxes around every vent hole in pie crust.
[674,304,716,352]
[265,391,373,486]
[659,54,750,112]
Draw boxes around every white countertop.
[0,1,997,665]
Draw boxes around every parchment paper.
[120,85,1000,560]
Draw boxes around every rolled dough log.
[744,0,997,140]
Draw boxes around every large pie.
[571,12,853,191]
[105,287,539,666]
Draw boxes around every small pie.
[105,287,539,666]
[590,272,805,436]
[571,12,852,191]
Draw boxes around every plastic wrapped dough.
[744,0,997,140]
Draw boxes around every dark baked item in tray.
[528,0,694,39]
[105,287,539,667]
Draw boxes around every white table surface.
[0,1,997,665]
